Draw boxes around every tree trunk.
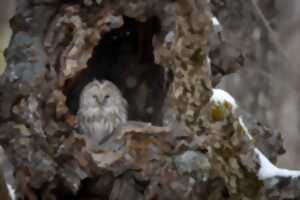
[0,0,299,199]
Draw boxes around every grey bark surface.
[0,0,298,199]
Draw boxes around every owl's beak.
[95,96,103,105]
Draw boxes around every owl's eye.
[92,95,97,99]
[104,95,110,100]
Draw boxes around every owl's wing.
[77,112,91,135]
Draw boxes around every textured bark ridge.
[0,0,297,199]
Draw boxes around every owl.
[77,80,127,150]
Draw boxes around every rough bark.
[0,0,297,199]
[0,165,11,200]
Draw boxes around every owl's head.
[79,80,127,116]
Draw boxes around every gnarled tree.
[0,0,298,199]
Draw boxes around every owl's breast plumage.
[77,105,126,146]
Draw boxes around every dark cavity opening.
[64,16,170,125]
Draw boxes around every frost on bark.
[0,0,298,199]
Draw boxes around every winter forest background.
[220,1,300,169]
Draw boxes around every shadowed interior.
[63,16,171,125]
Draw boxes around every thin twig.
[250,0,297,71]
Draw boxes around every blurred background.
[219,0,300,168]
[0,0,299,168]
[0,0,14,74]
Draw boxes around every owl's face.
[79,80,127,118]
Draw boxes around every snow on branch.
[210,88,238,110]
[255,148,300,180]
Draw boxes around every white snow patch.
[206,56,211,66]
[211,17,220,26]
[255,148,300,180]
[7,184,16,200]
[210,89,238,110]
[238,117,253,140]
[211,16,222,32]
